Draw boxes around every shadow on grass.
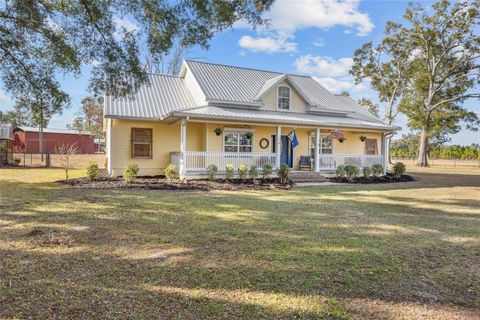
[1,171,480,319]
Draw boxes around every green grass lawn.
[1,166,479,319]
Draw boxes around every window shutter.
[365,139,378,155]
[131,128,153,158]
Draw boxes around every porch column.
[382,132,387,175]
[179,119,187,179]
[314,128,320,172]
[275,126,281,169]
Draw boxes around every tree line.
[391,134,480,160]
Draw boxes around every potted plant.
[214,127,223,136]
[330,129,346,143]
[359,135,367,142]
[338,137,346,143]
[245,131,253,139]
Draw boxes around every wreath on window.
[259,138,269,149]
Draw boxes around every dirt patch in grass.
[329,174,414,184]
[59,176,293,191]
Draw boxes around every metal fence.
[393,157,480,168]
[12,153,105,169]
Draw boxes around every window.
[365,139,378,155]
[309,134,333,158]
[131,128,152,158]
[277,86,291,110]
[224,131,253,153]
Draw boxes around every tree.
[395,0,480,166]
[0,108,30,127]
[357,98,380,117]
[0,0,272,100]
[55,143,80,183]
[68,97,104,138]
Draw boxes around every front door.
[272,135,293,168]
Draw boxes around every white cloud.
[0,90,12,104]
[313,38,325,47]
[294,55,353,77]
[314,77,354,92]
[268,0,374,36]
[238,35,297,53]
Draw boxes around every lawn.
[0,166,479,319]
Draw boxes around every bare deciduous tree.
[55,143,80,182]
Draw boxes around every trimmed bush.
[86,162,99,181]
[164,164,179,181]
[336,165,346,178]
[225,164,235,181]
[362,166,372,179]
[207,164,218,181]
[344,164,360,181]
[371,164,384,178]
[392,162,406,178]
[238,164,248,180]
[262,163,273,180]
[123,163,139,183]
[278,163,290,184]
[249,165,259,182]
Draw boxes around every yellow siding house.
[104,60,399,179]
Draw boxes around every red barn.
[13,127,94,154]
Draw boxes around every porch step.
[290,171,328,183]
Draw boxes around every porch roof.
[172,106,399,131]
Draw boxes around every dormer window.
[277,86,291,110]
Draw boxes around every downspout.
[383,131,395,174]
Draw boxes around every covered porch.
[171,119,388,179]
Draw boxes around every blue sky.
[0,0,478,145]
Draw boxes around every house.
[13,127,94,154]
[104,60,399,178]
[0,124,14,166]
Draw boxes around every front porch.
[171,119,387,179]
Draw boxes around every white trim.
[107,118,113,176]
[275,126,281,168]
[314,128,320,172]
[223,127,256,133]
[222,130,254,153]
[180,119,187,179]
[277,85,291,110]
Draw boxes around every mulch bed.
[58,176,293,191]
[329,173,414,184]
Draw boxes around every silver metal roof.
[18,127,92,135]
[104,74,197,119]
[104,60,396,130]
[0,124,13,140]
[174,106,398,130]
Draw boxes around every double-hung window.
[309,134,333,158]
[224,131,253,153]
[131,128,152,159]
[277,86,291,110]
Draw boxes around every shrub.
[371,164,384,178]
[262,163,273,180]
[278,163,290,184]
[362,166,372,179]
[164,164,179,181]
[336,165,346,178]
[123,163,139,183]
[392,162,406,178]
[238,164,248,180]
[86,162,99,181]
[344,164,360,181]
[249,165,259,182]
[225,164,235,180]
[13,158,21,166]
[207,164,218,181]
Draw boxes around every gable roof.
[104,60,397,130]
[104,74,197,119]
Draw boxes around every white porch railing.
[171,151,276,173]
[318,154,383,170]
[187,151,276,172]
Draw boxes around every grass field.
[0,166,479,319]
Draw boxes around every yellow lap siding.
[110,119,203,176]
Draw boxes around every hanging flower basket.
[359,135,367,142]
[214,127,223,136]
[245,131,253,139]
[330,129,345,142]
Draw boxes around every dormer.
[255,75,309,112]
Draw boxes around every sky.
[0,0,479,145]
